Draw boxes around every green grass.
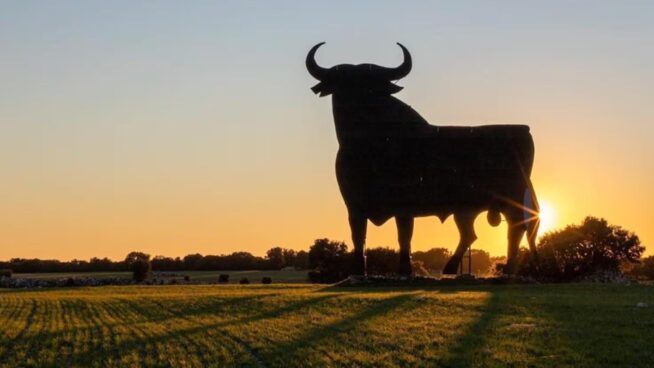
[0,283,652,367]
[14,269,308,283]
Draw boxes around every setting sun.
[538,199,556,235]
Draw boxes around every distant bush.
[218,274,229,283]
[0,269,12,278]
[239,277,250,284]
[183,275,190,282]
[261,276,272,284]
[131,259,151,282]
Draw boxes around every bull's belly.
[339,182,512,226]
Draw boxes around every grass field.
[1,283,653,367]
[14,270,308,283]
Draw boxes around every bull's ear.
[384,83,403,94]
[311,82,333,97]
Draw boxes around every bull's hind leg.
[349,214,367,276]
[396,216,414,277]
[504,216,526,275]
[443,212,478,275]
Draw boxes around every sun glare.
[538,199,556,234]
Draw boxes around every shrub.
[261,276,272,284]
[183,275,190,282]
[239,277,250,284]
[131,259,151,282]
[0,269,12,278]
[218,274,229,283]
[366,247,399,275]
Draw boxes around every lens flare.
[537,199,556,234]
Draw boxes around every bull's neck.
[330,94,398,145]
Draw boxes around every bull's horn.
[378,43,412,81]
[306,42,328,80]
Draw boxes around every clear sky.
[1,1,652,260]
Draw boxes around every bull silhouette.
[306,42,539,276]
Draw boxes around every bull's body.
[308,43,539,276]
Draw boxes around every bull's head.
[306,42,411,97]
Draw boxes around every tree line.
[0,247,310,274]
[2,216,651,283]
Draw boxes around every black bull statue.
[307,42,540,276]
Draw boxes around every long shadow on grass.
[60,293,339,367]
[258,292,418,365]
[435,291,501,368]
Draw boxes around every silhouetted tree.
[124,252,150,264]
[626,255,654,280]
[282,249,297,268]
[412,248,451,273]
[469,249,492,275]
[183,253,203,270]
[308,239,350,283]
[125,252,151,282]
[294,250,309,270]
[519,216,643,281]
[151,256,183,271]
[266,247,285,269]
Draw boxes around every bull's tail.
[523,182,539,253]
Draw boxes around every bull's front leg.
[349,214,367,276]
[396,216,414,276]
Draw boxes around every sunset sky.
[1,1,652,261]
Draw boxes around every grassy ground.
[0,283,652,367]
[14,270,308,283]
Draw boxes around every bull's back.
[336,124,534,220]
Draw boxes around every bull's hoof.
[442,259,460,275]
